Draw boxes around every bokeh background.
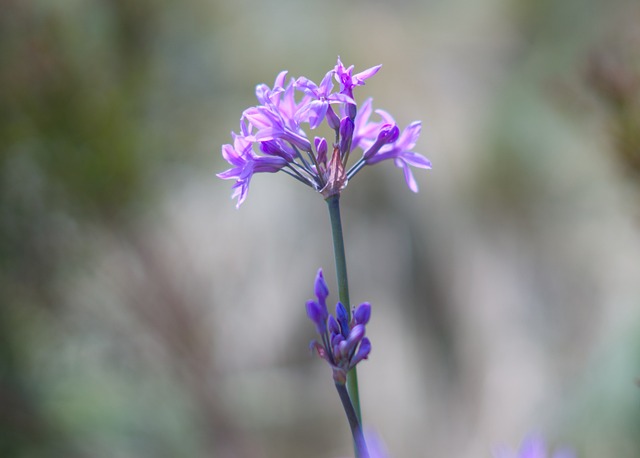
[2,0,640,457]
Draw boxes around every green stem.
[325,195,363,422]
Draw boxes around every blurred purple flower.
[306,268,372,385]
[494,436,576,458]
[364,429,389,458]
[218,57,430,206]
[334,428,389,458]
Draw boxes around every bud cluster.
[305,269,372,384]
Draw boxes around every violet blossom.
[306,268,372,385]
[217,57,431,207]
[494,436,576,458]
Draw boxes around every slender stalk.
[281,165,315,187]
[292,144,314,174]
[325,195,362,421]
[346,157,366,180]
[335,383,369,458]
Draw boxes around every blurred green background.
[2,0,640,457]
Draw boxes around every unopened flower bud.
[314,268,329,304]
[362,124,400,161]
[353,302,371,325]
[350,337,371,367]
[339,117,355,157]
[306,300,327,334]
[326,105,341,130]
[336,302,350,337]
[328,315,340,335]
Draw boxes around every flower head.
[306,268,372,384]
[218,57,430,206]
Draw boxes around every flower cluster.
[494,436,575,458]
[218,57,431,207]
[305,269,372,384]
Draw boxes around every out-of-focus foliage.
[1,0,640,457]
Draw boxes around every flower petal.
[354,64,382,83]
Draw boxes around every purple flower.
[218,57,430,206]
[306,268,372,384]
[255,70,288,107]
[334,56,382,100]
[364,429,389,458]
[217,132,289,207]
[334,429,389,458]
[362,124,400,161]
[363,120,431,193]
[295,70,354,129]
[494,436,576,458]
[242,105,312,152]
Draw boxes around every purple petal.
[352,98,375,149]
[314,137,328,164]
[339,117,354,156]
[336,302,349,337]
[295,76,319,94]
[259,139,295,161]
[273,70,288,90]
[220,143,242,165]
[354,64,382,83]
[363,429,389,458]
[380,124,400,143]
[305,299,323,323]
[328,315,340,335]
[297,100,328,129]
[317,70,335,96]
[397,159,419,192]
[337,339,349,358]
[331,332,344,346]
[230,180,250,208]
[362,124,400,161]
[216,168,241,180]
[252,156,287,173]
[255,84,271,105]
[350,337,371,366]
[306,300,327,334]
[374,110,396,128]
[519,437,546,458]
[326,105,341,130]
[334,56,348,75]
[346,324,365,348]
[243,106,282,131]
[252,127,284,142]
[327,92,356,105]
[401,151,432,169]
[397,121,422,150]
